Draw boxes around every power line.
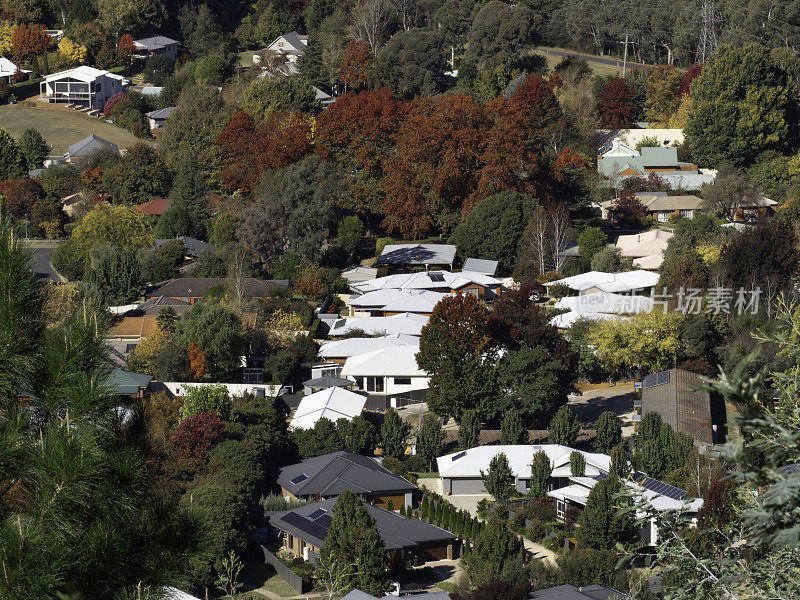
[698,0,719,64]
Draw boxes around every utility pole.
[618,33,633,77]
[698,0,718,64]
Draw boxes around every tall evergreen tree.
[570,450,586,477]
[637,411,663,448]
[529,449,552,499]
[463,516,526,587]
[417,414,443,470]
[594,411,622,454]
[548,405,580,446]
[19,127,51,170]
[319,490,390,596]
[155,152,208,240]
[609,444,630,478]
[421,494,429,520]
[458,409,480,449]
[500,408,527,445]
[482,452,514,501]
[381,408,411,459]
[577,476,638,550]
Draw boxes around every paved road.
[536,47,652,71]
[30,246,63,282]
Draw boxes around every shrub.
[260,493,306,511]
[103,91,128,117]
[170,411,226,462]
[180,384,231,421]
[375,237,393,258]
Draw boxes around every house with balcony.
[41,66,128,110]
[133,36,179,61]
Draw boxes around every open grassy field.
[0,104,147,154]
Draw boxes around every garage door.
[373,494,406,510]
[449,478,487,495]
[418,543,450,561]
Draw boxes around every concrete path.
[569,383,637,437]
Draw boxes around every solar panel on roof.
[451,451,467,461]
[290,473,308,485]
[281,512,329,541]
[308,508,328,520]
[316,514,333,528]
[428,272,446,282]
[638,476,688,500]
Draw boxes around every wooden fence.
[260,545,312,594]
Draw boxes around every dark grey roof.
[136,295,193,314]
[274,451,417,497]
[147,277,288,298]
[153,236,214,258]
[269,496,455,550]
[66,134,120,158]
[146,106,177,120]
[462,258,498,276]
[134,35,179,49]
[531,585,632,600]
[302,376,353,388]
[280,31,307,51]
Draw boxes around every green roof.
[109,369,153,396]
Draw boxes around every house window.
[320,368,339,378]
[366,376,384,392]
[556,499,567,521]
[287,534,294,548]
[657,212,669,222]
[463,287,479,298]
[679,209,693,219]
[394,377,411,385]
[354,376,364,389]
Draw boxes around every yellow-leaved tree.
[589,310,684,374]
[58,37,88,65]
[0,21,14,56]
[71,205,154,255]
[264,308,304,347]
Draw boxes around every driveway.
[569,384,637,436]
[30,245,64,282]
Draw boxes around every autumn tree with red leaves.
[340,39,372,91]
[679,63,703,97]
[315,87,407,217]
[0,177,44,219]
[596,77,637,128]
[11,23,50,63]
[117,33,135,59]
[613,189,647,227]
[170,411,226,462]
[215,110,312,194]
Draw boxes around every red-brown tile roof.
[134,197,169,216]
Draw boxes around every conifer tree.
[458,409,480,449]
[529,449,552,499]
[319,490,390,595]
[570,451,586,477]
[482,452,514,501]
[548,405,580,446]
[387,498,395,512]
[576,476,638,550]
[421,495,429,520]
[381,408,411,459]
[610,444,630,478]
[594,411,622,454]
[463,516,525,586]
[417,414,444,470]
[500,408,527,445]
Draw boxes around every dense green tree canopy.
[175,302,247,378]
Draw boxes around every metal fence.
[260,545,312,594]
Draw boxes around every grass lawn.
[239,50,256,67]
[240,562,299,598]
[0,104,147,154]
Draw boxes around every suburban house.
[602,191,777,223]
[597,139,715,190]
[134,197,169,216]
[274,451,418,509]
[324,313,429,339]
[339,345,429,401]
[347,289,449,317]
[268,497,456,563]
[41,66,128,110]
[0,57,28,84]
[109,369,153,399]
[145,106,176,134]
[132,36,179,61]
[615,229,674,270]
[596,128,685,154]
[152,236,214,259]
[301,375,354,395]
[253,31,308,73]
[532,584,632,600]
[64,134,120,163]
[550,292,653,329]
[437,445,611,496]
[318,335,419,364]
[344,591,450,600]
[134,295,193,316]
[288,386,367,430]
[145,278,288,304]
[544,270,660,295]
[548,473,703,544]
[351,270,503,301]
[108,314,159,342]
[639,368,715,445]
[377,243,457,271]
[341,266,379,285]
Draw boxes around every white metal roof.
[548,476,704,512]
[615,229,673,257]
[549,311,621,329]
[328,313,429,337]
[555,292,653,315]
[0,57,20,77]
[340,345,427,378]
[544,270,660,293]
[349,289,450,313]
[164,587,202,600]
[319,335,417,360]
[353,270,501,294]
[45,65,127,83]
[289,387,367,430]
[436,445,611,479]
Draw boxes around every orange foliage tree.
[340,40,372,91]
[315,87,408,217]
[186,342,208,381]
[11,23,50,62]
[215,110,312,194]
[117,33,135,58]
